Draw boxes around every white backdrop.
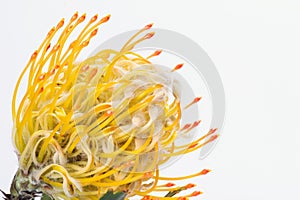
[0,1,300,199]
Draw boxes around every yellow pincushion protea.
[7,12,219,200]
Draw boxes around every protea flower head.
[3,12,219,200]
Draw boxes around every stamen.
[56,19,65,29]
[171,63,184,72]
[100,14,111,23]
[53,44,60,51]
[89,14,98,23]
[70,12,78,22]
[184,97,202,110]
[144,23,154,30]
[165,183,176,187]
[46,43,51,51]
[147,49,162,59]
[90,28,98,37]
[46,27,55,38]
[144,32,155,39]
[180,123,191,131]
[38,74,46,81]
[78,13,86,23]
[30,51,38,60]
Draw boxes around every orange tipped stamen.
[78,14,86,23]
[49,68,56,75]
[191,120,201,129]
[144,32,155,39]
[144,23,154,30]
[184,96,202,109]
[180,123,191,131]
[46,27,55,38]
[165,183,176,187]
[70,12,78,22]
[30,51,38,60]
[56,19,64,29]
[184,183,196,189]
[53,44,60,51]
[171,63,184,72]
[90,28,98,37]
[208,134,219,142]
[90,14,98,23]
[38,74,46,81]
[39,87,44,94]
[190,191,203,197]
[188,143,198,149]
[199,169,211,175]
[158,169,210,181]
[46,43,51,52]
[147,49,162,59]
[178,197,188,200]
[81,40,90,47]
[100,14,111,23]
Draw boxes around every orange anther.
[90,29,98,37]
[191,191,202,196]
[67,24,74,33]
[39,87,44,94]
[30,51,38,60]
[165,183,176,187]
[153,49,162,56]
[90,14,98,23]
[191,120,201,128]
[71,12,78,22]
[47,27,55,38]
[193,97,202,103]
[38,74,46,81]
[53,44,60,51]
[46,43,51,51]
[171,63,184,72]
[181,123,191,130]
[199,169,211,175]
[81,40,89,47]
[210,128,218,133]
[185,183,196,189]
[100,14,111,23]
[209,134,219,142]
[178,197,187,200]
[144,23,153,30]
[50,68,56,75]
[144,32,155,39]
[78,14,86,23]
[56,19,64,29]
[188,143,198,149]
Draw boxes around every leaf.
[41,193,54,200]
[99,190,127,200]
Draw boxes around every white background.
[1,0,300,199]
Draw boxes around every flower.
[9,12,219,200]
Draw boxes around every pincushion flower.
[1,12,219,200]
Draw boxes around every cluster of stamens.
[11,12,219,200]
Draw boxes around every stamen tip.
[144,23,154,30]
[101,14,111,23]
